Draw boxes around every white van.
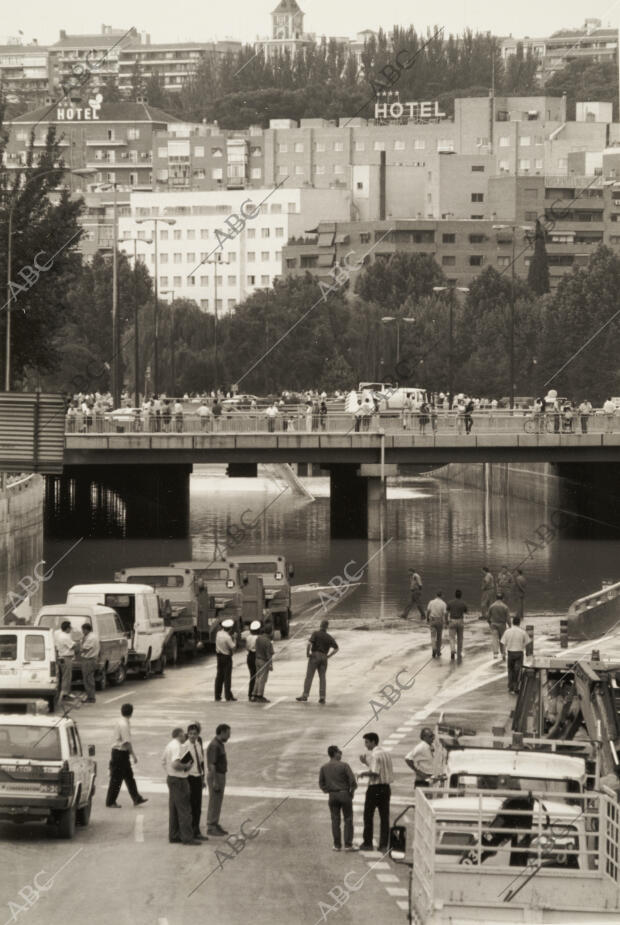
[0,627,57,711]
[66,584,168,677]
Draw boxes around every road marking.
[158,920,169,925]
[104,689,137,704]
[264,696,286,710]
[369,862,391,870]
[376,873,400,883]
[386,887,408,896]
[135,813,144,842]
[397,900,409,910]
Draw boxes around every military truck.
[170,559,255,641]
[228,554,294,638]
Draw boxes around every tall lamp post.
[124,236,153,406]
[160,289,175,395]
[492,223,532,409]
[432,285,469,408]
[136,216,176,395]
[381,315,415,369]
[204,253,229,392]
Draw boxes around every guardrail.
[64,410,617,437]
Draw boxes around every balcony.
[85,139,128,147]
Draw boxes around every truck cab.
[229,555,294,638]
[170,560,245,637]
[0,709,96,839]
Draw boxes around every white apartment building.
[119,187,351,313]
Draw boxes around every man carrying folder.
[162,728,202,846]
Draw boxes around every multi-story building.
[49,25,141,96]
[501,19,618,82]
[118,39,241,95]
[256,0,314,61]
[4,101,181,191]
[0,42,52,103]
[117,187,351,312]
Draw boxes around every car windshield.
[126,575,185,588]
[38,615,88,635]
[0,725,62,760]
[451,773,575,794]
[238,562,279,575]
[201,569,229,580]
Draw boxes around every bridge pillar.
[227,463,258,478]
[328,465,386,539]
[556,462,620,537]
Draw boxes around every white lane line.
[369,861,390,870]
[135,813,144,843]
[264,696,287,710]
[397,900,409,910]
[104,689,138,704]
[376,873,400,883]
[389,733,407,739]
[158,920,169,925]
[386,887,408,897]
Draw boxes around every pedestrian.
[400,567,424,620]
[296,619,339,704]
[214,619,237,702]
[496,565,513,604]
[419,400,430,435]
[198,400,212,432]
[578,399,592,434]
[173,400,183,433]
[500,616,530,694]
[206,723,231,837]
[426,591,448,658]
[360,398,373,432]
[252,624,274,703]
[464,397,475,434]
[318,745,357,852]
[319,400,328,431]
[357,733,393,852]
[604,397,616,434]
[80,622,100,703]
[480,566,495,619]
[514,569,526,619]
[266,401,279,433]
[243,620,260,701]
[212,398,222,431]
[105,703,148,808]
[404,727,436,788]
[446,589,468,662]
[185,722,208,840]
[162,727,200,845]
[488,593,510,660]
[54,620,76,701]
[544,390,560,433]
[401,395,414,430]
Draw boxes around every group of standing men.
[481,565,526,619]
[53,620,100,704]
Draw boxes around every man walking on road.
[400,568,423,620]
[514,569,526,619]
[426,592,448,658]
[405,728,436,788]
[496,565,513,606]
[162,728,200,845]
[447,590,468,662]
[214,619,237,702]
[358,733,393,852]
[481,567,495,619]
[206,723,231,837]
[319,745,357,852]
[54,620,76,701]
[488,593,510,660]
[296,619,338,704]
[501,616,530,693]
[252,625,274,703]
[106,703,148,808]
[80,622,100,703]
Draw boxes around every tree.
[527,220,550,295]
[355,252,446,309]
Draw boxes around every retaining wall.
[432,462,561,507]
[0,474,45,622]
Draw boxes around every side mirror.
[88,744,96,756]
[389,824,407,862]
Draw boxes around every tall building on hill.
[256,0,313,60]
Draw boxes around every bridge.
[53,412,620,541]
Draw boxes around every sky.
[3,0,620,47]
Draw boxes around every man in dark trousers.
[105,703,148,808]
[358,733,394,852]
[501,616,530,694]
[206,723,231,837]
[186,722,208,839]
[243,620,261,701]
[214,619,237,702]
[162,728,200,845]
[447,590,468,662]
[296,619,339,704]
[319,745,357,852]
[488,593,510,660]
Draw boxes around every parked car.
[0,627,58,712]
[0,710,96,838]
[34,604,129,690]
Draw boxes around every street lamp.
[160,289,176,395]
[124,236,152,407]
[135,217,176,395]
[380,315,415,365]
[433,286,469,408]
[204,253,229,392]
[493,223,533,409]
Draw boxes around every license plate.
[0,782,44,792]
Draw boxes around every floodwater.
[43,465,620,620]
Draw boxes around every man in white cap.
[242,620,261,701]
[214,620,237,702]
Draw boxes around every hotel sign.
[56,93,103,121]
[374,100,445,121]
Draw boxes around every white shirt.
[215,629,235,655]
[198,405,211,417]
[185,738,203,777]
[54,629,76,658]
[362,746,394,785]
[604,400,616,414]
[243,631,258,653]
[501,626,530,653]
[80,633,100,659]
[162,738,189,778]
[112,716,132,751]
[426,597,447,624]
[406,741,435,779]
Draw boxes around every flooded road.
[43,465,620,621]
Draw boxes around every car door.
[0,632,19,693]
[114,615,129,664]
[105,614,120,671]
[66,724,86,806]
[23,632,52,694]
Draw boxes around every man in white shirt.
[214,620,237,702]
[405,728,436,788]
[357,733,394,852]
[242,620,260,701]
[265,403,279,433]
[105,703,148,808]
[54,621,76,699]
[162,728,201,845]
[197,401,212,432]
[501,616,530,694]
[80,622,100,703]
[603,398,616,434]
[426,592,448,658]
[185,723,207,840]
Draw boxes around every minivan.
[0,627,57,711]
[66,584,168,677]
[34,604,129,690]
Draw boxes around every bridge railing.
[64,409,616,436]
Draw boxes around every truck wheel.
[167,636,178,666]
[111,662,126,686]
[139,657,152,680]
[76,794,92,827]
[95,668,108,691]
[280,610,291,640]
[153,653,166,675]
[57,804,76,839]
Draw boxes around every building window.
[470,215,484,220]
[216,299,222,310]
[271,204,282,213]
[356,181,364,190]
[471,165,485,172]
[334,164,344,174]
[278,143,288,153]
[374,142,385,151]
[228,299,235,309]
[437,139,455,152]
[394,140,405,150]
[519,136,531,146]
[247,229,256,239]
[355,142,365,152]
[315,165,325,174]
[128,128,140,140]
[360,232,371,243]
[294,142,303,153]
[469,234,485,243]
[247,275,256,285]
[228,253,236,263]
[535,159,543,170]
[288,203,296,213]
[442,233,456,243]
[261,251,269,261]
[212,168,223,179]
[228,275,236,285]
[469,255,484,266]
[261,228,270,238]
[251,167,262,178]
[471,193,484,202]
[248,252,255,262]
[558,157,568,169]
[160,253,168,264]
[200,299,209,309]
[173,253,182,263]
[518,159,530,171]
[499,160,510,172]
[200,276,208,285]
[174,229,182,239]
[187,276,195,286]
[173,276,182,287]
[315,142,325,152]
[414,139,425,150]
[215,275,222,285]
[499,136,510,147]
[334,142,344,152]
[160,276,168,287]
[295,165,304,175]
[261,275,269,285]
[251,146,262,156]
[194,145,204,158]
[200,229,209,239]
[193,169,206,179]
[187,229,195,240]
[160,229,168,240]
[442,255,456,266]
[497,256,511,267]
[275,227,284,238]
[187,253,196,263]
[278,165,288,176]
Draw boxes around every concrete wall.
[433,461,561,507]
[0,474,45,623]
